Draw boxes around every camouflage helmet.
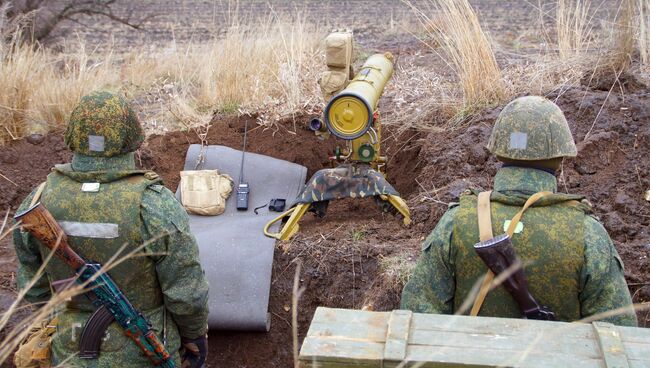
[64,91,144,157]
[486,96,577,160]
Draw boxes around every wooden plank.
[623,341,650,361]
[308,307,390,329]
[299,336,384,363]
[406,345,602,368]
[383,310,412,362]
[593,322,630,368]
[408,329,599,358]
[411,313,593,339]
[300,357,377,368]
[308,321,387,342]
[306,307,389,342]
[618,325,650,343]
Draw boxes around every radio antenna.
[239,119,248,185]
[236,120,250,211]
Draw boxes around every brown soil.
[2,83,648,368]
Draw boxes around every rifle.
[14,202,175,367]
[474,233,556,320]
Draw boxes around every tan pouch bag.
[14,318,57,368]
[319,70,348,101]
[325,32,353,69]
[180,170,233,216]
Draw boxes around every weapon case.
[299,307,649,368]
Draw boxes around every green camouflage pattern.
[401,166,637,326]
[487,96,577,160]
[295,164,399,204]
[452,190,585,321]
[65,91,144,157]
[14,153,209,367]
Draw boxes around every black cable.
[253,204,267,215]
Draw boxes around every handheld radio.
[236,120,250,210]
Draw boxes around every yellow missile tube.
[324,52,394,140]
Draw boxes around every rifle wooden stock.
[14,203,85,270]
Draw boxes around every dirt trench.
[0,113,427,368]
[1,85,649,367]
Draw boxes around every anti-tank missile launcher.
[264,32,411,241]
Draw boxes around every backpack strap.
[471,191,494,316]
[470,190,553,316]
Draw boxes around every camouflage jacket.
[400,166,637,326]
[14,152,209,367]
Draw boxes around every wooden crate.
[299,307,650,368]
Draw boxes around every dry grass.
[639,0,650,65]
[609,0,636,73]
[393,0,650,132]
[556,0,595,60]
[0,14,322,145]
[379,254,417,287]
[404,0,505,115]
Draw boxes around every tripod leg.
[384,195,412,226]
[263,204,311,241]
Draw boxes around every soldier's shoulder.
[583,214,609,238]
[142,183,185,216]
[422,206,458,251]
[581,214,621,264]
[141,185,191,234]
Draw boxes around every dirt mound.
[0,134,72,211]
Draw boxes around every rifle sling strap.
[470,190,552,316]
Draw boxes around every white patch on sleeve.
[88,135,105,152]
[59,221,119,239]
[509,132,528,150]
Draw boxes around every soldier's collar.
[71,152,136,172]
[493,166,557,194]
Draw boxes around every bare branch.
[2,0,156,42]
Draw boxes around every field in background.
[0,12,323,144]
[0,0,645,144]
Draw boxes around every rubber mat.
[176,144,307,331]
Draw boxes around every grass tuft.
[556,0,595,60]
[639,0,650,65]
[405,0,505,115]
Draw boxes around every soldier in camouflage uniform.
[13,91,210,366]
[401,96,637,326]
